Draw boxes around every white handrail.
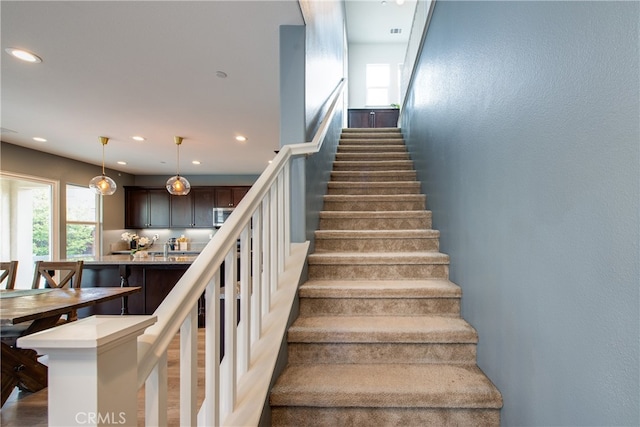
[136,78,345,426]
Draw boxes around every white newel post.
[17,315,157,427]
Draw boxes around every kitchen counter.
[83,254,199,265]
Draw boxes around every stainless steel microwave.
[213,207,234,228]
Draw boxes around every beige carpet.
[269,128,502,426]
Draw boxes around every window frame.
[65,183,100,259]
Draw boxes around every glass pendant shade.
[89,136,117,195]
[166,175,191,195]
[90,174,117,195]
[166,136,191,195]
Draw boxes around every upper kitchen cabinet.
[170,187,216,228]
[348,108,399,128]
[125,187,170,228]
[215,187,249,208]
[126,186,251,229]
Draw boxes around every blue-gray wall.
[299,0,345,246]
[401,1,639,425]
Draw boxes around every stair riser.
[338,139,406,146]
[326,185,420,196]
[314,237,439,252]
[333,161,414,171]
[287,342,476,365]
[299,297,460,317]
[338,145,407,153]
[341,134,403,139]
[271,407,500,427]
[308,264,449,280]
[331,172,417,182]
[323,200,426,211]
[335,153,410,161]
[318,215,432,230]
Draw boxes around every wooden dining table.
[0,286,141,407]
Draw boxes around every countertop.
[111,250,201,255]
[76,254,199,265]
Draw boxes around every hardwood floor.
[0,329,207,426]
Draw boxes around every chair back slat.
[0,261,19,290]
[32,261,84,290]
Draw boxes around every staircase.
[270,128,503,426]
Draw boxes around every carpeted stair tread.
[270,363,503,409]
[342,127,401,132]
[341,133,403,139]
[335,152,410,161]
[315,229,439,239]
[330,170,418,181]
[288,315,477,343]
[323,194,426,202]
[333,160,415,170]
[319,210,431,219]
[337,144,408,152]
[308,251,449,265]
[327,181,421,195]
[338,138,406,145]
[299,279,461,298]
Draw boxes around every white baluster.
[262,195,271,312]
[251,208,263,343]
[238,225,251,375]
[146,351,168,426]
[204,271,221,426]
[222,247,237,416]
[180,305,198,426]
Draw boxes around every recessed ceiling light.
[131,136,146,141]
[33,137,47,142]
[117,161,127,165]
[192,160,201,165]
[235,135,247,142]
[5,48,42,63]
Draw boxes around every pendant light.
[89,136,117,195]
[166,136,191,196]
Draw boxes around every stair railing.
[139,78,344,426]
[20,78,344,427]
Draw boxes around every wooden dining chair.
[0,261,18,290]
[32,260,84,322]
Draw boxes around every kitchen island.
[76,254,202,322]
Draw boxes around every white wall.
[348,43,405,108]
[401,1,639,425]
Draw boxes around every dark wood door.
[170,193,193,227]
[232,187,249,206]
[193,188,216,227]
[215,188,233,208]
[125,188,150,228]
[148,189,170,227]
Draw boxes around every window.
[366,64,390,106]
[66,184,98,259]
[0,173,57,288]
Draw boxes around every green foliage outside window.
[32,188,51,257]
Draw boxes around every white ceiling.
[1,0,416,177]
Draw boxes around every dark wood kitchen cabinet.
[126,186,251,229]
[215,187,249,208]
[125,187,170,228]
[348,108,399,128]
[170,187,216,228]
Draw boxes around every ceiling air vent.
[390,28,402,34]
